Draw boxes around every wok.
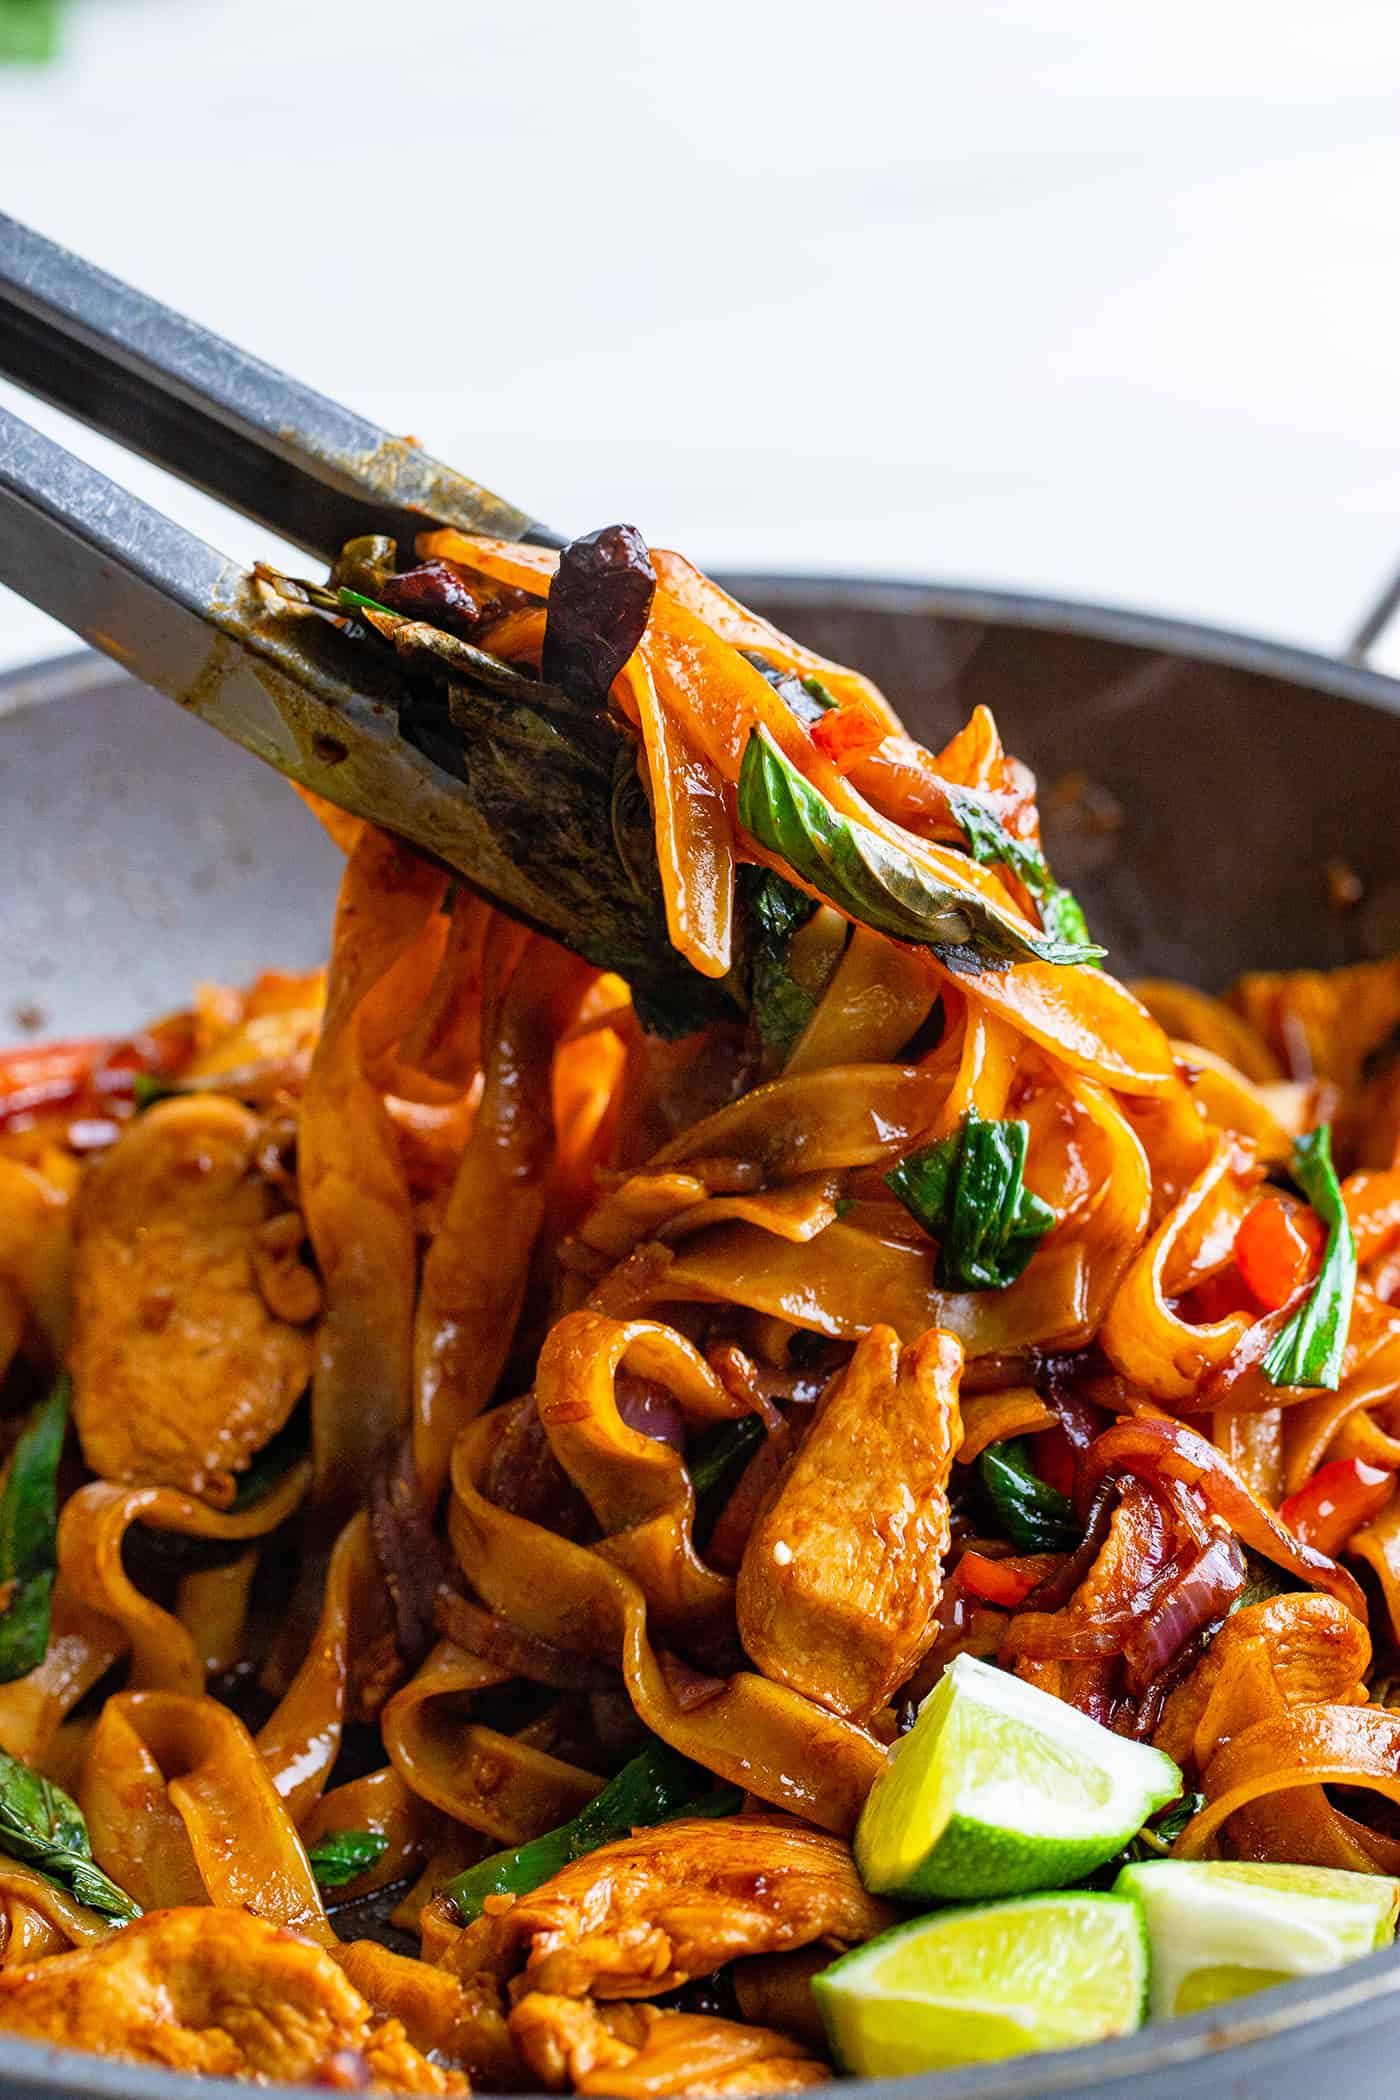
[1,575,1399,2100]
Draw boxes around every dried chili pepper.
[541,523,656,702]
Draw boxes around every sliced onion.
[1077,1416,1367,1621]
[1121,1531,1248,1695]
[615,1375,688,1449]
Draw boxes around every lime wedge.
[814,1891,1148,2075]
[1115,1859,1400,2019]
[855,1651,1181,1900]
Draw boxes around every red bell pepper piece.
[956,1550,1046,1608]
[811,700,887,772]
[1279,1457,1394,1557]
[1234,1195,1325,1312]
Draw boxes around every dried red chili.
[541,523,656,703]
[378,558,497,637]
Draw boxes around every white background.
[3,0,1400,673]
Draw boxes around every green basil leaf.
[738,728,1103,972]
[307,1829,390,1889]
[1262,1124,1357,1391]
[444,1742,742,1924]
[0,1377,68,1682]
[0,1749,139,1923]
[886,1111,1055,1290]
[947,787,1098,964]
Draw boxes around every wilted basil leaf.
[886,1110,1055,1290]
[307,1829,390,1890]
[0,1376,68,1682]
[1262,1124,1356,1391]
[737,729,1104,971]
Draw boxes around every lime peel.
[855,1651,1181,1901]
[1115,1859,1400,2019]
[814,1890,1149,2076]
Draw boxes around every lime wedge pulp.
[855,1651,1182,1901]
[814,1891,1149,2076]
[1115,1859,1400,2019]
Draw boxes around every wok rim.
[2,581,1399,2100]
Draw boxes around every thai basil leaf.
[886,1111,1055,1290]
[977,1438,1081,1553]
[444,1742,741,1923]
[1262,1124,1356,1391]
[741,866,820,1054]
[737,728,1104,972]
[0,1749,139,1922]
[0,1376,68,1683]
[947,788,1097,961]
[307,1829,390,1889]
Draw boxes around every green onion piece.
[977,1438,1081,1553]
[0,1749,139,1922]
[1262,1124,1357,1392]
[307,1829,390,1889]
[0,1377,68,1683]
[337,585,399,618]
[443,1743,741,1924]
[737,728,1103,972]
[885,1110,1055,1291]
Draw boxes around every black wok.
[1,574,1398,2100]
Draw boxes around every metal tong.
[0,210,616,943]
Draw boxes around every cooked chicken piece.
[736,1324,963,1721]
[70,1097,315,1503]
[510,1993,828,2096]
[445,1815,895,2002]
[0,1907,463,2092]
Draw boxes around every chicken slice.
[737,1324,963,1721]
[445,1815,894,2002]
[71,1097,315,1503]
[509,1993,829,2096]
[0,1907,463,2092]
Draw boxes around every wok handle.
[1345,564,1400,663]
